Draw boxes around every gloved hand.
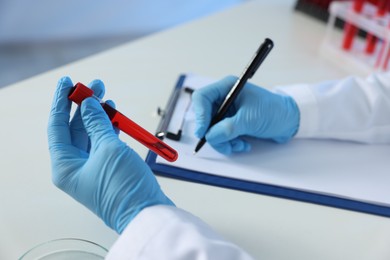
[192,76,300,155]
[47,76,174,234]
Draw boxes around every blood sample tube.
[68,82,178,162]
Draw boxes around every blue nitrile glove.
[192,75,300,155]
[47,76,174,234]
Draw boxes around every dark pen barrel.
[249,38,273,78]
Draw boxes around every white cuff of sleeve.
[106,205,178,259]
[105,205,232,259]
[274,84,319,138]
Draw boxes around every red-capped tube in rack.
[68,82,178,162]
[342,0,365,50]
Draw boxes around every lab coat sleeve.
[274,71,390,143]
[105,205,254,260]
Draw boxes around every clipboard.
[145,74,390,218]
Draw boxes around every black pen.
[193,38,274,154]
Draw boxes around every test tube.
[68,83,178,162]
[342,0,365,50]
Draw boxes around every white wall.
[0,0,245,43]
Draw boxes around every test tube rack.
[321,0,390,75]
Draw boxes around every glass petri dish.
[19,238,108,260]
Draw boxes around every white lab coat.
[277,71,390,143]
[106,72,390,259]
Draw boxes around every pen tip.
[193,151,197,156]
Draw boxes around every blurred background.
[0,0,248,88]
[3,0,377,88]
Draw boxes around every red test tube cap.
[68,83,94,105]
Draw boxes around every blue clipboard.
[145,74,390,218]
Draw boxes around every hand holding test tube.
[68,83,178,162]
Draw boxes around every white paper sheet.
[156,74,390,206]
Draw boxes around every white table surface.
[1,1,390,259]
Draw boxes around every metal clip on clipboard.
[156,75,194,141]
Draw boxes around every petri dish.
[19,238,108,260]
